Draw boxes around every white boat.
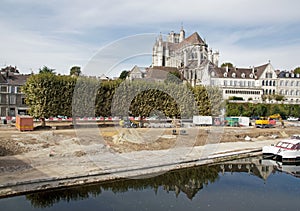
[262,134,300,164]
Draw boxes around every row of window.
[262,80,276,86]
[225,90,261,95]
[0,95,26,105]
[279,90,300,96]
[279,80,300,87]
[222,72,254,78]
[263,89,275,95]
[223,80,255,87]
[0,86,22,93]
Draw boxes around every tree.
[294,67,300,74]
[39,66,56,74]
[70,66,81,76]
[22,74,76,127]
[119,70,129,80]
[221,62,234,68]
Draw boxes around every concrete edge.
[0,148,262,198]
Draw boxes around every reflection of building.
[0,66,30,117]
[218,157,274,181]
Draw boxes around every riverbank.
[0,124,299,198]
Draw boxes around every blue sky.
[1,0,300,77]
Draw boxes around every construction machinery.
[255,114,283,128]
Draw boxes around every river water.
[0,156,299,211]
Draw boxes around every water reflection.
[25,156,299,208]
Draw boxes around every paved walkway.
[0,138,279,197]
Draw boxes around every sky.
[1,0,300,77]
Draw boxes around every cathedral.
[152,27,219,86]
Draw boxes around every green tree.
[70,66,81,76]
[39,66,56,74]
[22,73,76,127]
[119,70,129,80]
[294,67,300,74]
[221,62,234,68]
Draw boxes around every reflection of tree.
[26,165,219,208]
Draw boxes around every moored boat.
[262,135,300,164]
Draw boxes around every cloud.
[0,0,300,75]
[0,21,94,74]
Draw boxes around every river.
[0,156,299,211]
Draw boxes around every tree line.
[22,72,224,126]
[226,102,300,118]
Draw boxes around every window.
[223,80,227,86]
[241,73,245,78]
[249,73,253,78]
[224,72,227,77]
[262,80,265,86]
[232,73,236,78]
[21,97,26,105]
[16,86,22,93]
[280,81,284,86]
[10,95,16,105]
[10,86,15,93]
[211,72,215,77]
[266,72,273,78]
[285,81,289,86]
[1,86,7,92]
[291,81,294,86]
[273,81,276,86]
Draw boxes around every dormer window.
[232,73,236,78]
[241,73,245,78]
[211,71,215,77]
[285,73,289,77]
[223,72,227,77]
[249,73,253,78]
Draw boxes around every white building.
[277,71,300,103]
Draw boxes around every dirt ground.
[0,121,299,157]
